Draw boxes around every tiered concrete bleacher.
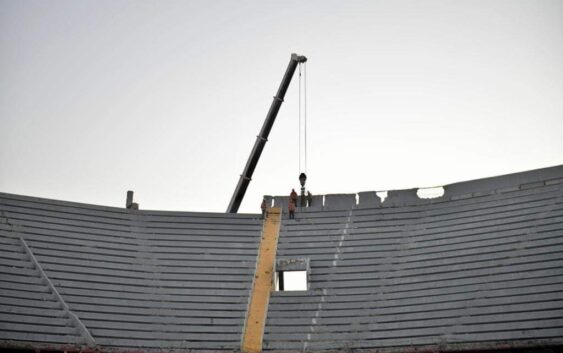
[0,194,262,351]
[0,236,88,345]
[1,165,563,352]
[264,165,563,351]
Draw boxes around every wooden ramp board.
[242,208,282,353]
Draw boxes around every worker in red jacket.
[288,199,296,219]
[290,189,298,207]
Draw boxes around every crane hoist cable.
[304,61,308,174]
[298,63,301,173]
[298,61,308,174]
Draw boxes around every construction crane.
[227,53,307,213]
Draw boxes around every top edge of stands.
[0,192,260,219]
[3,165,561,216]
[268,165,563,211]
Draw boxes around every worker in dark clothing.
[290,189,298,207]
[261,199,267,219]
[288,199,296,219]
[307,191,313,207]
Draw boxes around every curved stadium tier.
[1,165,563,353]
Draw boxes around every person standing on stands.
[261,199,268,219]
[290,189,298,207]
[288,199,296,220]
[307,191,313,207]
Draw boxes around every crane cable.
[304,61,307,174]
[298,62,308,174]
[298,64,301,173]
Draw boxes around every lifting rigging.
[227,53,307,213]
[298,61,309,207]
[298,61,308,175]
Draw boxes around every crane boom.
[227,53,307,213]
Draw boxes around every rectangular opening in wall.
[275,270,307,291]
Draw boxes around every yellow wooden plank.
[241,207,282,353]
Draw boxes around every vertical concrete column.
[242,207,282,353]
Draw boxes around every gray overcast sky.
[1,0,562,213]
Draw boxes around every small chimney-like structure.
[126,191,139,210]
